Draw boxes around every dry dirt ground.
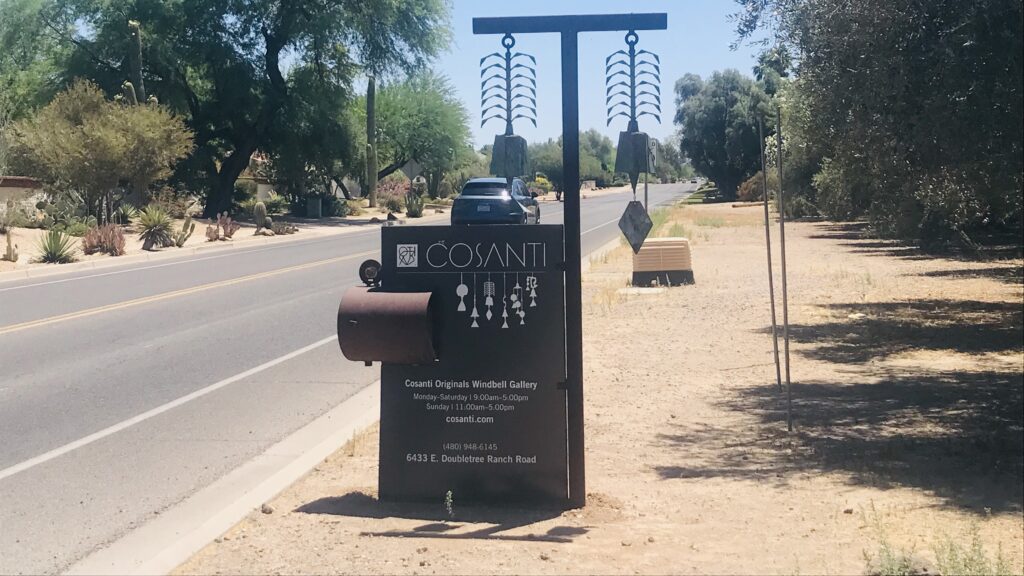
[177,203,1023,575]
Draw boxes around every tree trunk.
[376,159,405,182]
[427,170,441,199]
[205,145,254,217]
[366,76,377,208]
[335,177,353,200]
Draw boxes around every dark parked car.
[451,178,540,225]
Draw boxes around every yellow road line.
[0,250,376,337]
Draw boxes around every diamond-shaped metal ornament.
[618,200,652,254]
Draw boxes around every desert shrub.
[138,205,174,249]
[933,525,1011,576]
[234,179,257,199]
[738,172,765,202]
[232,179,257,212]
[0,201,30,234]
[63,221,90,237]
[112,203,139,225]
[264,194,289,215]
[36,229,77,263]
[8,80,193,223]
[82,224,126,256]
[322,195,349,217]
[237,197,259,216]
[147,188,193,219]
[205,224,219,242]
[437,180,454,199]
[271,221,298,235]
[345,200,365,216]
[376,179,407,213]
[532,175,554,194]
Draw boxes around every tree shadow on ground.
[807,222,1023,262]
[770,300,1022,364]
[655,294,1023,514]
[296,491,580,543]
[656,369,1023,513]
[916,265,1024,286]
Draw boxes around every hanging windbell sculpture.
[607,31,662,253]
[481,34,536,179]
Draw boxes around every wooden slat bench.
[631,237,694,286]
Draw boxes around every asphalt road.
[0,182,694,574]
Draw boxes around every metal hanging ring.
[502,33,516,49]
[625,30,639,46]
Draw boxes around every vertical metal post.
[561,31,585,508]
[759,118,782,390]
[776,108,792,432]
[644,171,649,212]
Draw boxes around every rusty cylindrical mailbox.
[337,286,437,365]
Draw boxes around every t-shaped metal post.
[474,13,668,508]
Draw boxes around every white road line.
[581,215,623,236]
[0,335,338,483]
[0,233,374,293]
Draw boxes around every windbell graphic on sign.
[452,271,540,330]
[396,238,549,331]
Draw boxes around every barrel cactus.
[253,201,268,232]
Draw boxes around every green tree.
[351,72,472,198]
[674,70,771,200]
[752,45,791,96]
[0,0,67,120]
[526,132,621,191]
[343,0,451,208]
[264,65,359,203]
[579,129,615,184]
[734,0,1024,247]
[4,0,449,217]
[9,80,192,221]
[653,138,689,182]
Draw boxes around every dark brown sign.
[379,225,568,504]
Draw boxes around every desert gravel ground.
[177,202,1023,575]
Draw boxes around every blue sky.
[434,0,762,148]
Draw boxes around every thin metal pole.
[776,108,792,432]
[758,118,782,390]
[561,31,586,508]
[644,171,649,212]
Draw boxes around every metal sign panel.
[378,225,568,504]
[618,200,653,253]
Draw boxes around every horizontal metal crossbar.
[473,13,667,35]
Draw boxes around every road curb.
[64,381,381,576]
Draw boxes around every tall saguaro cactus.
[127,20,147,103]
[366,76,378,208]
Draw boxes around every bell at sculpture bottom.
[490,134,528,178]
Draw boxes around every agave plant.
[113,203,140,225]
[36,230,78,263]
[138,205,173,250]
